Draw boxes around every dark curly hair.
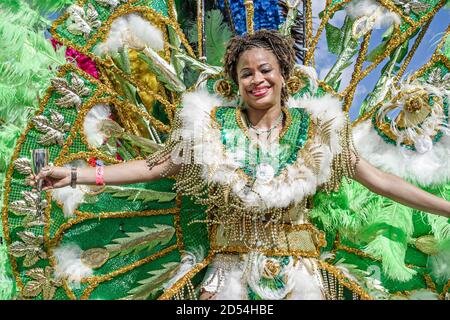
[223,29,296,106]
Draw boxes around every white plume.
[83,103,111,147]
[94,13,164,55]
[353,121,450,186]
[50,160,88,218]
[214,269,246,300]
[346,0,401,28]
[53,243,93,286]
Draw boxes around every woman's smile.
[236,47,284,111]
[249,85,272,97]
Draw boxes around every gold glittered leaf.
[66,4,101,39]
[95,0,120,8]
[51,73,91,109]
[14,158,32,175]
[70,73,91,97]
[31,115,51,132]
[10,191,47,227]
[10,231,47,267]
[32,110,70,146]
[316,118,334,146]
[23,280,42,298]
[105,224,175,258]
[86,4,100,25]
[122,262,180,300]
[23,267,62,300]
[302,145,324,175]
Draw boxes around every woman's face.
[236,47,284,111]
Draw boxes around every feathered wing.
[0,0,71,300]
[312,31,450,297]
[1,0,211,301]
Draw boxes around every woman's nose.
[252,72,264,85]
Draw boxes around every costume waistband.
[210,223,327,257]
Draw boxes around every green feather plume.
[428,238,450,283]
[0,214,15,299]
[312,180,418,281]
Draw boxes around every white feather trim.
[177,89,346,209]
[203,254,325,300]
[215,269,246,300]
[94,13,164,55]
[53,244,93,286]
[83,103,111,147]
[353,120,450,186]
[345,0,401,28]
[289,264,324,300]
[50,160,88,218]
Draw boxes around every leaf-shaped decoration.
[32,110,70,146]
[23,267,62,300]
[301,145,324,175]
[9,231,47,267]
[31,115,51,132]
[393,0,431,15]
[10,191,47,228]
[70,73,91,97]
[105,224,175,258]
[95,0,121,9]
[316,118,335,146]
[86,3,101,28]
[49,109,65,128]
[426,68,450,90]
[66,5,92,38]
[66,4,101,39]
[80,248,110,269]
[14,158,32,175]
[103,186,176,203]
[121,262,180,300]
[137,50,186,93]
[51,73,91,109]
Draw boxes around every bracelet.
[95,164,105,186]
[70,167,77,189]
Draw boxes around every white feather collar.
[176,89,347,209]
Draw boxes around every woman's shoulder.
[287,94,347,131]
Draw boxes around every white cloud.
[355,83,368,96]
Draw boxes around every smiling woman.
[29,29,450,301]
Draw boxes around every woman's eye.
[262,69,272,74]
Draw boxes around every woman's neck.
[245,104,283,130]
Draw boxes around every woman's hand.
[29,166,71,191]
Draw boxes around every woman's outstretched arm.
[353,155,450,218]
[30,158,180,190]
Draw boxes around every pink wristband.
[95,165,105,185]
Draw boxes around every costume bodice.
[147,88,357,252]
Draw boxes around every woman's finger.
[36,166,53,179]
